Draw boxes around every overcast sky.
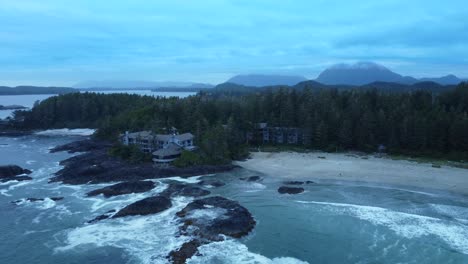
[0,0,467,86]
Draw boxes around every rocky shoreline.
[49,139,255,263]
[50,139,237,185]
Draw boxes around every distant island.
[226,74,307,87]
[0,105,27,110]
[74,80,214,89]
[0,86,76,95]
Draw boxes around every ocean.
[1,132,468,263]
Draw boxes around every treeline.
[13,83,468,161]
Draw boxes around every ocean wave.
[0,180,33,196]
[163,175,204,184]
[188,240,309,264]
[56,196,192,264]
[296,200,468,255]
[35,129,96,137]
[81,182,168,213]
[239,182,267,193]
[429,203,468,225]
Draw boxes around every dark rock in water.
[283,180,315,185]
[12,197,64,204]
[88,210,116,223]
[0,165,32,178]
[161,183,211,198]
[278,186,304,194]
[170,196,256,261]
[239,175,262,182]
[49,139,112,154]
[50,140,237,184]
[86,181,156,197]
[176,196,256,240]
[113,196,172,218]
[168,240,204,264]
[197,180,225,188]
[1,175,32,183]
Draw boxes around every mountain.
[316,62,417,85]
[419,75,465,85]
[316,62,466,86]
[227,74,307,87]
[74,80,214,89]
[212,80,457,96]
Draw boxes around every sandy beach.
[236,152,468,195]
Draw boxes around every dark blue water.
[1,134,468,264]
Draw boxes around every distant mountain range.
[316,62,466,86]
[212,79,458,95]
[74,80,214,89]
[225,62,466,87]
[226,74,307,87]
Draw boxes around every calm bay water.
[0,90,196,119]
[1,134,468,263]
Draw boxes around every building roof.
[152,143,182,157]
[176,133,194,141]
[155,133,193,142]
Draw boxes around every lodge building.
[121,129,195,163]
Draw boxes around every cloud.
[0,0,467,85]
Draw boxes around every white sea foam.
[188,207,228,221]
[164,175,203,184]
[82,182,168,213]
[35,128,96,137]
[241,182,267,192]
[188,240,309,264]
[56,196,192,264]
[429,203,468,221]
[296,200,468,255]
[0,180,33,196]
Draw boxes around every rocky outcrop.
[49,139,113,154]
[176,196,255,239]
[278,186,304,194]
[169,196,256,262]
[112,196,172,218]
[169,240,203,264]
[0,165,32,182]
[50,140,236,184]
[86,181,156,197]
[0,165,32,178]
